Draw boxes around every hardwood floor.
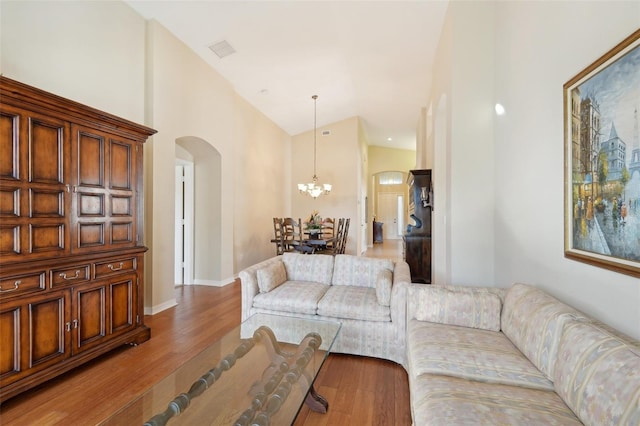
[1,246,411,426]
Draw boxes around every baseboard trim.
[192,277,236,287]
[144,298,178,315]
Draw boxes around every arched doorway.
[372,171,408,240]
[175,137,222,286]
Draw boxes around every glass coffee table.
[101,314,341,426]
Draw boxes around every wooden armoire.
[0,77,156,402]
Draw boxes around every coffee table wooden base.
[305,385,329,413]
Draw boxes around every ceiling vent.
[208,40,236,59]
[321,130,331,136]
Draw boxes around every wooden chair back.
[272,217,285,255]
[333,218,350,255]
[281,217,314,254]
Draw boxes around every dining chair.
[281,217,314,254]
[272,217,285,255]
[320,217,336,251]
[333,218,350,255]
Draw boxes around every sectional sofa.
[406,282,640,425]
[240,254,640,425]
[239,252,411,365]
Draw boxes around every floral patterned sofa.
[239,252,411,365]
[406,282,640,425]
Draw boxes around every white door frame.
[175,160,194,285]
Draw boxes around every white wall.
[429,0,640,339]
[291,117,361,254]
[492,1,640,339]
[0,1,145,123]
[429,1,497,286]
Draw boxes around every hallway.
[363,238,404,263]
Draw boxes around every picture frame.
[564,29,640,278]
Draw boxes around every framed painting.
[564,29,640,278]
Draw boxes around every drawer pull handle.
[59,270,81,280]
[72,319,79,329]
[0,281,21,293]
[65,322,71,332]
[108,262,124,271]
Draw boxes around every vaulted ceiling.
[126,1,449,150]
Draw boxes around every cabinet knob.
[0,281,20,293]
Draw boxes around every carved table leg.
[305,385,329,413]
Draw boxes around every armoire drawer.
[94,257,137,278]
[0,271,46,299]
[50,264,91,288]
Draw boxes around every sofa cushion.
[317,286,390,322]
[411,374,581,426]
[331,255,393,288]
[375,269,393,306]
[501,283,587,381]
[282,252,334,285]
[407,320,553,391]
[252,281,329,315]
[554,319,640,425]
[256,260,287,293]
[413,286,502,331]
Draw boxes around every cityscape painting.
[564,29,640,278]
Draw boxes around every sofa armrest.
[239,256,283,321]
[390,261,411,325]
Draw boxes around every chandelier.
[298,95,332,198]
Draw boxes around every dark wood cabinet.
[373,221,383,243]
[404,169,432,283]
[403,235,432,284]
[0,77,155,402]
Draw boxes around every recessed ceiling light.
[387,137,393,141]
[495,103,506,116]
[208,40,236,59]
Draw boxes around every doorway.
[174,160,194,285]
[378,193,403,240]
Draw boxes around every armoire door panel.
[29,293,69,367]
[110,195,131,216]
[109,140,132,190]
[28,118,67,185]
[0,224,20,255]
[0,306,20,379]
[0,111,19,180]
[109,276,135,334]
[29,188,64,217]
[77,222,105,248]
[110,222,133,244]
[78,192,105,216]
[29,223,65,254]
[74,283,107,353]
[0,187,20,216]
[76,129,105,188]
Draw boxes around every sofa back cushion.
[256,260,287,293]
[412,286,502,331]
[554,320,640,425]
[501,283,587,381]
[331,255,393,288]
[375,269,393,306]
[282,252,334,284]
